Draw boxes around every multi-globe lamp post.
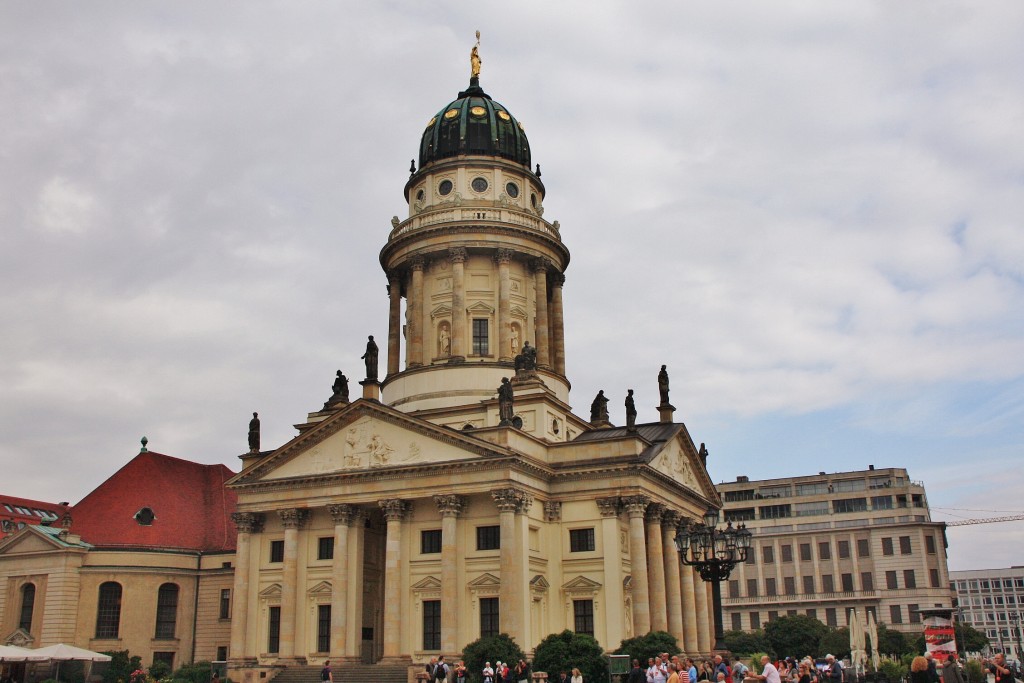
[675,508,753,651]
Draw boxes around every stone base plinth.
[360,379,381,400]
[658,403,676,423]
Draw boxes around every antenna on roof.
[140,436,148,453]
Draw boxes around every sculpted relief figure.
[368,434,394,467]
[439,325,451,357]
[511,326,520,356]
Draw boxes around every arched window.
[95,582,122,638]
[155,583,179,639]
[19,583,35,631]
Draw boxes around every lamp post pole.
[674,508,753,652]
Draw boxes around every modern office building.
[950,567,1024,657]
[716,467,954,634]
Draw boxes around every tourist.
[987,653,1015,683]
[940,654,965,683]
[667,663,680,683]
[455,661,467,683]
[571,667,584,683]
[629,660,646,683]
[484,661,494,683]
[320,660,333,683]
[516,659,531,683]
[910,657,930,683]
[744,656,780,683]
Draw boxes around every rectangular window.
[472,319,489,356]
[909,604,921,624]
[270,540,284,563]
[890,604,903,624]
[573,599,595,636]
[795,482,829,496]
[317,605,331,653]
[784,577,796,595]
[835,479,867,492]
[318,537,334,561]
[822,575,834,592]
[216,646,228,662]
[95,582,122,639]
[882,537,894,556]
[268,606,281,653]
[862,572,874,591]
[732,613,742,631]
[781,545,793,562]
[806,608,817,620]
[745,549,756,565]
[725,508,756,522]
[926,535,937,554]
[826,608,837,627]
[762,545,774,563]
[749,612,761,629]
[904,569,917,589]
[886,571,898,589]
[833,498,868,513]
[871,495,893,510]
[842,574,854,592]
[724,489,755,502]
[759,504,792,519]
[570,528,596,553]
[838,540,850,559]
[423,600,441,650]
[747,578,759,597]
[768,610,779,622]
[766,578,777,596]
[803,576,815,594]
[857,539,870,557]
[758,485,791,498]
[800,543,812,562]
[728,580,740,598]
[794,501,830,517]
[421,529,442,554]
[153,653,175,670]
[899,536,912,554]
[220,589,231,620]
[480,597,499,638]
[819,541,831,560]
[477,526,501,551]
[930,568,940,588]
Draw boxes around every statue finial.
[140,436,148,453]
[470,31,482,79]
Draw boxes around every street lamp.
[674,508,753,651]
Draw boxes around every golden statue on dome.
[470,30,482,78]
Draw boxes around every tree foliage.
[461,634,526,683]
[764,615,828,659]
[874,624,909,657]
[171,662,212,683]
[613,631,681,664]
[955,623,990,654]
[964,660,986,683]
[817,627,851,661]
[101,651,142,683]
[723,630,773,658]
[533,630,607,683]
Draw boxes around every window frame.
[95,582,122,639]
[154,583,179,640]
[569,528,596,553]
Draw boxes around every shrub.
[749,654,770,676]
[964,660,985,683]
[613,631,680,664]
[461,633,526,683]
[171,662,212,683]
[878,659,907,683]
[534,630,607,683]
[102,651,142,683]
[724,631,773,658]
[765,615,828,660]
[149,661,172,681]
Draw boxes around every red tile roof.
[70,451,238,552]
[0,495,64,538]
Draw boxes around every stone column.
[379,499,409,661]
[661,510,684,649]
[228,512,263,664]
[531,258,550,368]
[278,508,309,661]
[387,271,402,376]
[435,495,465,654]
[550,272,566,375]
[495,249,513,361]
[645,504,668,632]
[679,556,698,654]
[328,504,355,658]
[597,498,625,648]
[492,487,532,645]
[693,563,711,653]
[449,247,467,362]
[345,510,367,659]
[408,257,425,367]
[622,495,651,635]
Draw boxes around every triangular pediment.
[430,304,452,321]
[259,584,282,598]
[510,305,527,319]
[307,581,332,597]
[468,572,501,588]
[0,526,80,555]
[412,576,442,591]
[562,576,602,591]
[530,575,549,589]
[4,628,33,647]
[646,431,720,503]
[229,400,509,486]
[466,301,495,314]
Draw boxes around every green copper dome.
[419,77,531,169]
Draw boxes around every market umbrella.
[0,644,47,662]
[848,608,864,673]
[29,643,112,681]
[867,610,881,671]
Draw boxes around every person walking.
[320,661,333,683]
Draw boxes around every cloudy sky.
[2,2,1022,570]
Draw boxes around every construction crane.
[944,514,1024,527]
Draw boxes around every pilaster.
[597,497,625,648]
[228,512,263,666]
[495,249,514,362]
[449,248,467,363]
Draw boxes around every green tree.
[878,660,907,683]
[461,634,526,683]
[534,630,607,683]
[817,627,851,660]
[149,661,172,681]
[875,624,910,657]
[964,660,986,683]
[723,630,773,658]
[955,623,990,654]
[613,631,681,664]
[101,651,142,683]
[764,614,828,659]
[171,662,212,683]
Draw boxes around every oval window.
[471,177,489,193]
[505,182,519,199]
[416,189,425,201]
[438,180,453,196]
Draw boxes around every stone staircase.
[271,664,413,683]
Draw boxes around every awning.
[22,644,112,662]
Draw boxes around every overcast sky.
[2,2,1022,571]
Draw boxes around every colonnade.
[385,249,567,376]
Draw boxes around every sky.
[1,2,1022,571]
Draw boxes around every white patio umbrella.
[0,644,47,662]
[867,610,881,671]
[849,608,864,674]
[28,643,112,680]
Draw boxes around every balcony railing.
[390,206,559,241]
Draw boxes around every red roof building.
[69,450,238,552]
[0,495,64,538]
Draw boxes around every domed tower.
[380,49,570,415]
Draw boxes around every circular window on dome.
[471,177,489,193]
[416,189,425,201]
[497,110,511,121]
[444,108,459,119]
[438,179,453,196]
[470,106,486,117]
[426,116,437,128]
[505,182,520,199]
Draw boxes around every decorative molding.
[621,495,650,517]
[434,494,465,517]
[661,508,682,528]
[644,502,665,524]
[448,247,467,264]
[307,581,332,597]
[550,271,566,287]
[466,300,495,315]
[278,508,309,529]
[543,500,562,522]
[493,248,513,265]
[596,497,621,518]
[530,257,551,274]
[409,255,426,271]
[491,487,533,514]
[328,504,356,525]
[378,498,409,522]
[232,512,265,534]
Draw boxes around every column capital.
[661,508,682,527]
[328,504,356,525]
[434,494,466,517]
[408,255,426,271]
[645,502,665,524]
[550,271,565,287]
[494,248,514,265]
[543,500,562,522]
[350,509,368,527]
[387,269,401,284]
[491,487,533,514]
[448,247,468,264]
[530,257,551,274]
[621,494,650,517]
[278,508,309,529]
[232,511,264,534]
[596,497,621,518]
[378,499,409,522]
